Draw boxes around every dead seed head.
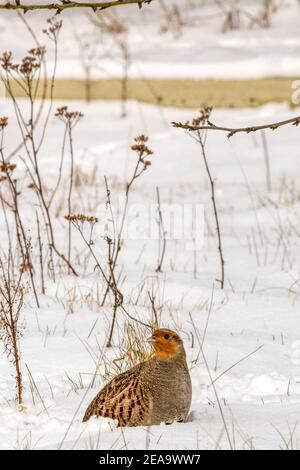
[28,47,46,58]
[20,48,46,77]
[95,11,128,35]
[19,262,33,273]
[55,106,84,125]
[65,214,99,224]
[190,106,213,126]
[0,162,16,173]
[135,135,148,143]
[0,48,45,77]
[43,17,63,40]
[0,52,15,71]
[0,117,8,129]
[131,135,153,158]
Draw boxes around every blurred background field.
[8,77,300,108]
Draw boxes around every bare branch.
[172,115,300,138]
[0,0,152,14]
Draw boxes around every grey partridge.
[82,328,192,426]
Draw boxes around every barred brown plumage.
[82,329,192,426]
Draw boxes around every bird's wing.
[82,363,152,426]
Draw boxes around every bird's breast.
[142,359,192,420]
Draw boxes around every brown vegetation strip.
[8,77,298,108]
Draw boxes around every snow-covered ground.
[1,98,300,449]
[0,0,300,79]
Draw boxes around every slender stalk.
[197,131,225,288]
[155,186,167,273]
[101,137,152,305]
[67,122,75,273]
[36,210,45,295]
[261,130,272,192]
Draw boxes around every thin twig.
[172,115,300,138]
[210,344,264,386]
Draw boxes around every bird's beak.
[147,335,156,344]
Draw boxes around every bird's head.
[147,328,185,361]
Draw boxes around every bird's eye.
[164,333,170,340]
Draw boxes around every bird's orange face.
[147,328,183,360]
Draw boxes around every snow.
[0,98,300,449]
[0,0,300,79]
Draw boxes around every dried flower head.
[131,135,153,157]
[55,106,84,127]
[0,117,8,129]
[95,10,128,36]
[19,48,45,78]
[0,162,16,173]
[19,262,33,273]
[0,52,15,72]
[130,135,153,171]
[191,107,213,127]
[135,134,148,143]
[43,17,63,41]
[65,214,98,224]
[1,48,45,78]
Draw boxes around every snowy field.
[0,0,300,79]
[0,98,300,449]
